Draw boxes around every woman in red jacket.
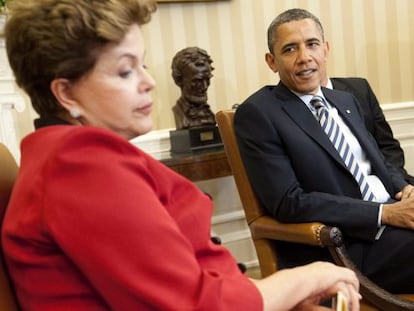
[2,0,359,310]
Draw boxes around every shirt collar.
[291,87,325,108]
[325,78,333,90]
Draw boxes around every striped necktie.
[310,95,376,201]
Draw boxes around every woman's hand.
[251,261,360,311]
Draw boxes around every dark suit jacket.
[235,83,407,243]
[331,77,414,184]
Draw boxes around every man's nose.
[297,47,312,63]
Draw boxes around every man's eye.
[308,41,320,48]
[282,47,295,54]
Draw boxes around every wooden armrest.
[330,245,414,311]
[398,294,414,302]
[249,216,343,247]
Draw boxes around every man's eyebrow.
[306,37,321,43]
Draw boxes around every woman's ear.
[50,78,79,114]
[265,52,278,73]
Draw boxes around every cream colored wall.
[141,0,414,130]
[13,0,414,139]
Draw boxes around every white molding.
[0,93,26,112]
[0,31,26,162]
[381,102,414,125]
[243,260,260,269]
[129,128,172,158]
[131,101,414,152]
[381,101,414,111]
[0,101,23,162]
[381,102,414,145]
[216,229,252,244]
[211,210,245,225]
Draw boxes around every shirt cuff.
[375,204,386,240]
[377,204,383,227]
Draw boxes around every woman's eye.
[119,70,132,78]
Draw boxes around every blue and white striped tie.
[311,95,376,201]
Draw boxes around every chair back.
[216,109,279,274]
[216,109,326,274]
[0,143,20,311]
[215,110,266,224]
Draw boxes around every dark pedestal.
[169,125,223,154]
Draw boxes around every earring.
[70,108,81,119]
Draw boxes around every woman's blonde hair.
[5,0,157,116]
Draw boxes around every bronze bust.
[171,47,216,129]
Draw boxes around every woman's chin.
[136,121,153,137]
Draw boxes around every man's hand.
[395,184,414,201]
[382,197,414,230]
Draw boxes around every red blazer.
[2,125,261,310]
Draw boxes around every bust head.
[171,47,214,106]
[171,47,216,129]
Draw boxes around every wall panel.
[140,0,414,130]
[9,0,414,138]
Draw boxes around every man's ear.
[265,52,278,73]
[50,78,79,113]
[323,41,330,63]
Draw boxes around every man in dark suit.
[234,8,414,293]
[323,76,414,184]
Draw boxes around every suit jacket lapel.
[275,84,348,169]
